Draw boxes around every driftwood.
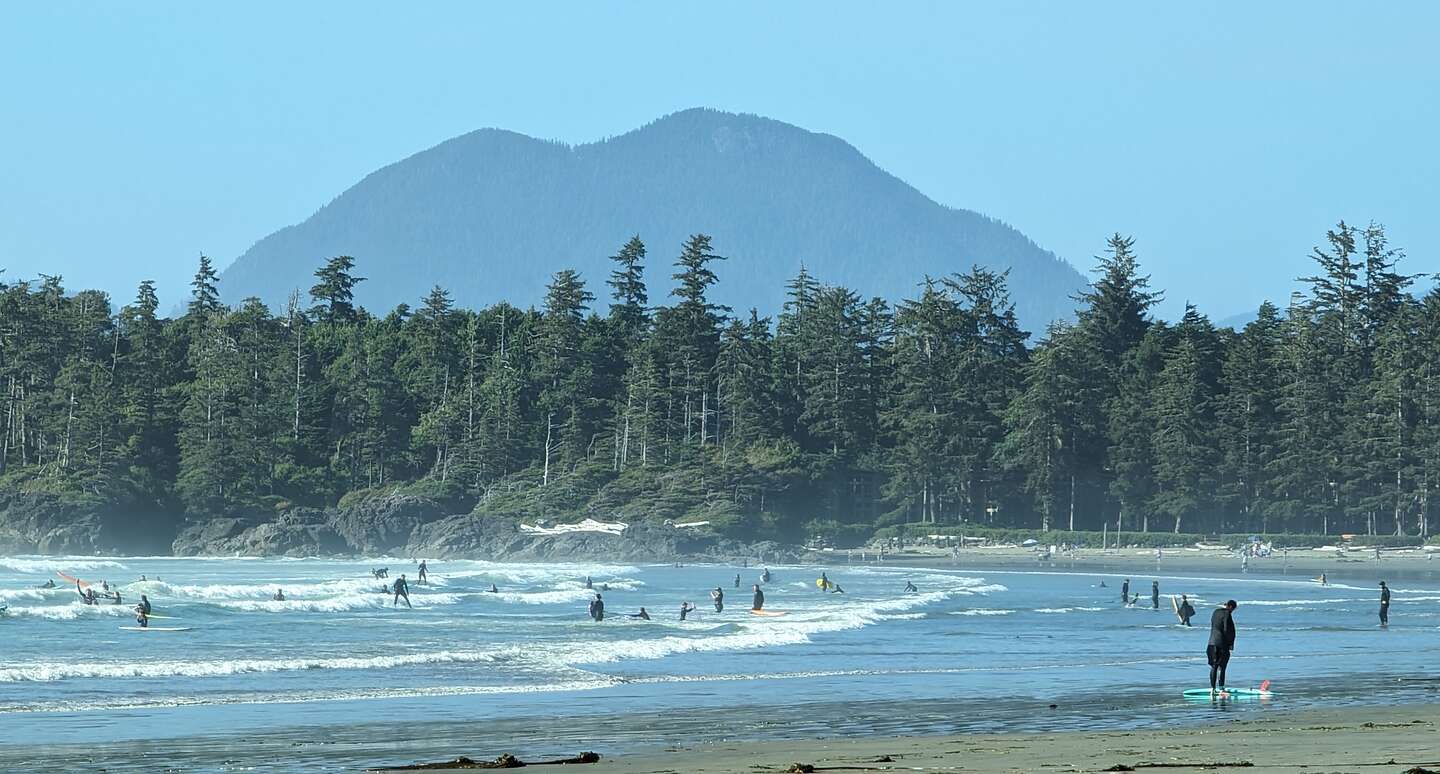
[371,751,600,770]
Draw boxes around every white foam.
[1034,607,1106,613]
[950,608,1013,616]
[0,648,507,682]
[0,557,128,574]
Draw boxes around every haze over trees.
[2,221,1436,542]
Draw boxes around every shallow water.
[1,555,1437,771]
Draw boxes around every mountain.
[219,108,1086,326]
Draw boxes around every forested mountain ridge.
[1,221,1437,556]
[218,108,1085,328]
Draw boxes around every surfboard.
[1182,688,1271,698]
[144,614,179,620]
[120,626,192,632]
[57,571,90,587]
[749,609,787,617]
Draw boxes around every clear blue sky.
[3,2,1437,320]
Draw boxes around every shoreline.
[506,704,1440,773]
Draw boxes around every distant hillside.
[220,108,1086,326]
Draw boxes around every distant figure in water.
[380,583,390,594]
[1151,581,1160,610]
[1317,573,1328,586]
[761,568,771,584]
[1120,578,1130,604]
[1207,600,1238,693]
[1379,581,1390,627]
[821,572,830,590]
[584,576,593,590]
[372,568,388,579]
[904,581,917,593]
[488,584,498,593]
[137,595,152,615]
[111,590,123,606]
[829,584,845,594]
[77,581,95,605]
[679,602,696,621]
[102,580,110,592]
[734,573,741,588]
[627,607,651,620]
[273,589,286,602]
[711,587,724,613]
[138,575,146,583]
[418,560,428,584]
[588,594,605,622]
[751,584,765,611]
[41,579,56,588]
[1177,595,1196,626]
[600,583,609,591]
[134,607,149,628]
[393,575,411,608]
[1098,580,1107,588]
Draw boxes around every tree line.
[1,222,1436,541]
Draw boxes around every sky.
[2,2,1437,321]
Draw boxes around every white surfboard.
[119,626,192,632]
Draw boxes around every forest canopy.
[1,222,1436,542]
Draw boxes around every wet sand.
[506,705,1440,774]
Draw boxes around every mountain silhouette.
[219,108,1085,326]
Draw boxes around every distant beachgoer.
[418,560,428,584]
[138,595,152,615]
[111,590,123,606]
[1177,595,1196,626]
[273,589,286,602]
[904,581,917,593]
[1152,581,1160,610]
[830,584,845,594]
[380,583,390,593]
[1207,600,1238,693]
[41,579,56,588]
[711,587,724,613]
[627,607,651,620]
[1318,573,1328,586]
[601,583,609,591]
[1379,581,1390,627]
[101,580,110,592]
[588,594,605,622]
[734,573,741,588]
[1099,580,1107,588]
[761,568,771,584]
[751,584,765,611]
[134,608,149,628]
[584,576,593,590]
[679,602,696,621]
[821,572,830,591]
[1120,578,1130,604]
[138,575,146,583]
[488,584,498,593]
[393,575,411,608]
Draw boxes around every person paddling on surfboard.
[1207,600,1238,695]
[751,584,765,611]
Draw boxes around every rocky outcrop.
[0,490,176,555]
[169,497,801,563]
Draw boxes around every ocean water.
[1,555,1438,770]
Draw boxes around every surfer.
[273,589,286,602]
[751,584,765,611]
[134,607,149,628]
[111,590,123,606]
[139,575,146,582]
[1379,581,1390,627]
[711,587,724,613]
[137,594,152,615]
[40,579,56,589]
[418,560,428,584]
[734,573,741,588]
[1151,581,1160,610]
[1317,573,1327,586]
[393,574,412,608]
[829,583,845,594]
[627,607,651,620]
[821,572,830,591]
[1120,578,1130,604]
[1177,594,1196,626]
[761,568,771,584]
[102,580,110,592]
[488,583,498,593]
[904,581,917,592]
[584,576,593,590]
[679,602,696,621]
[1207,600,1238,694]
[588,594,605,621]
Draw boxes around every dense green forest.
[2,222,1436,542]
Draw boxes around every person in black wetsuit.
[751,584,765,611]
[904,581,917,593]
[1177,594,1196,626]
[1379,581,1390,627]
[1120,578,1130,604]
[627,607,651,620]
[137,594,152,615]
[711,587,724,612]
[679,602,696,621]
[1152,581,1160,610]
[392,574,411,608]
[417,560,428,584]
[112,590,123,606]
[134,607,149,628]
[588,594,605,621]
[584,576,593,590]
[761,568,771,584]
[734,573,741,588]
[1207,600,1238,693]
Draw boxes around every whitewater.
[2,555,1438,770]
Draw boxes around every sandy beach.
[391,705,1440,773]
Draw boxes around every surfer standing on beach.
[1207,600,1238,693]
